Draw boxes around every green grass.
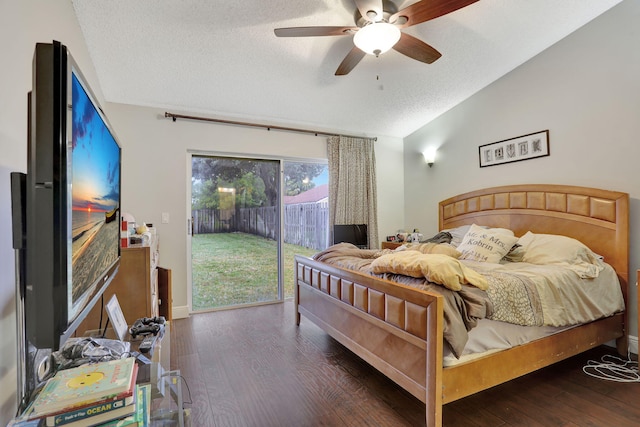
[191,232,317,311]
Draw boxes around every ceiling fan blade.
[392,32,442,64]
[354,0,384,22]
[335,47,367,76]
[391,0,479,29]
[274,26,358,37]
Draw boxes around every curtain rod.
[164,112,376,141]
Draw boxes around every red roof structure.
[284,184,328,205]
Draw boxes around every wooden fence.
[283,203,330,250]
[192,203,329,250]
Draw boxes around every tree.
[192,157,326,208]
[284,163,325,196]
[234,171,267,208]
[192,178,220,209]
[192,157,274,209]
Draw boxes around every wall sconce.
[423,148,437,168]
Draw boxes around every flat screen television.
[333,224,368,249]
[24,40,122,352]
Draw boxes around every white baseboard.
[630,335,638,356]
[171,305,190,319]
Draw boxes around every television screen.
[69,72,121,322]
[333,224,368,248]
[24,41,121,352]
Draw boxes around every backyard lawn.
[191,232,318,311]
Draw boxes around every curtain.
[327,135,379,249]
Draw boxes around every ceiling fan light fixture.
[353,22,400,56]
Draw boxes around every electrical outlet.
[161,212,170,224]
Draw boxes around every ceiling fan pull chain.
[376,61,384,91]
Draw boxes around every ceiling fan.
[274,0,479,76]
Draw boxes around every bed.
[293,184,629,427]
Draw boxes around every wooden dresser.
[116,240,160,320]
[381,241,402,250]
[77,233,161,333]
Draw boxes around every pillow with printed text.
[456,224,519,263]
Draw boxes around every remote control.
[138,334,158,354]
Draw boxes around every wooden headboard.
[438,184,629,296]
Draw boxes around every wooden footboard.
[295,255,444,427]
[441,312,624,403]
[295,255,625,427]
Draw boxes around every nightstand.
[381,241,402,250]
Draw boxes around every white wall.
[403,0,640,342]
[0,0,104,422]
[105,103,405,315]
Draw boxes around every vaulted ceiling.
[72,0,622,138]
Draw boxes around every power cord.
[160,372,193,405]
[582,351,639,383]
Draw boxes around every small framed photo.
[479,130,549,168]
[105,294,129,341]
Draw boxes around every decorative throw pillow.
[502,243,525,263]
[443,225,514,248]
[457,224,519,263]
[517,231,603,278]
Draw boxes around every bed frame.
[294,184,629,426]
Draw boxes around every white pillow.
[457,224,519,263]
[517,231,603,278]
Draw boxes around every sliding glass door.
[282,161,329,298]
[190,155,279,310]
[188,154,327,311]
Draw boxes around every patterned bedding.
[312,243,624,358]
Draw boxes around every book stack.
[11,358,150,427]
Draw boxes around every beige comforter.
[466,260,624,327]
[312,243,624,358]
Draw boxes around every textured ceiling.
[71,0,622,139]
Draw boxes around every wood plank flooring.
[170,300,640,427]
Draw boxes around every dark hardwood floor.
[170,300,639,427]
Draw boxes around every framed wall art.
[479,130,550,168]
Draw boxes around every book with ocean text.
[48,392,136,427]
[28,358,137,418]
[45,385,137,427]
